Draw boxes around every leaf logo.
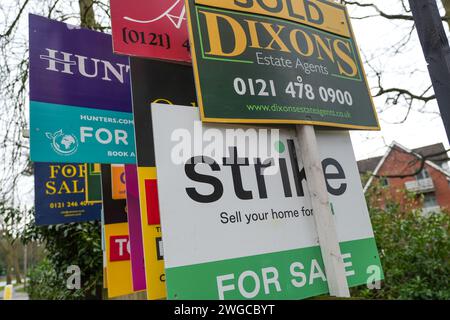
[45,129,79,156]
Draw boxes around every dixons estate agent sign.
[152,104,383,300]
[185,0,380,129]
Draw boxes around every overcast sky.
[347,1,450,161]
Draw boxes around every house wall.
[375,147,450,211]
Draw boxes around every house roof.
[412,143,448,165]
[357,156,382,174]
[359,141,450,192]
[358,143,448,174]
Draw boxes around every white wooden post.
[295,125,350,297]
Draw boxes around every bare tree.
[0,0,111,209]
[0,0,111,288]
[339,0,450,117]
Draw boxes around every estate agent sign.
[101,164,135,298]
[85,163,102,204]
[110,0,191,62]
[185,0,379,129]
[152,104,383,300]
[29,14,136,164]
[34,162,101,225]
[124,164,147,291]
[130,58,196,168]
[129,58,196,298]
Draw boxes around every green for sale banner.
[185,0,380,129]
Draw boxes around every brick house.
[357,142,450,214]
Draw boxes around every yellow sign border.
[137,166,166,300]
[194,0,350,38]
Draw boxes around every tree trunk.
[4,242,22,284]
[78,0,99,30]
[443,0,450,30]
[5,249,13,284]
[12,245,22,284]
[6,272,12,284]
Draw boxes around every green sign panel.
[85,163,102,203]
[186,0,380,129]
[166,238,381,300]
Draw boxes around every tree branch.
[373,147,450,179]
[340,0,450,22]
[0,0,30,39]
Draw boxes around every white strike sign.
[152,104,383,300]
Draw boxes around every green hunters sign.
[185,0,380,129]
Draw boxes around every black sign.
[101,164,127,225]
[130,58,197,167]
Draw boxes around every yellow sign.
[104,222,134,298]
[194,0,350,37]
[103,267,108,289]
[137,166,166,300]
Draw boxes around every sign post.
[296,125,349,297]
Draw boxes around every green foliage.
[24,219,103,300]
[352,186,450,300]
[27,258,83,299]
[0,201,29,240]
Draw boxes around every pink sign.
[124,164,146,291]
[110,0,191,62]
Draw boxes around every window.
[442,161,449,172]
[423,193,437,208]
[380,177,389,187]
[415,168,430,181]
